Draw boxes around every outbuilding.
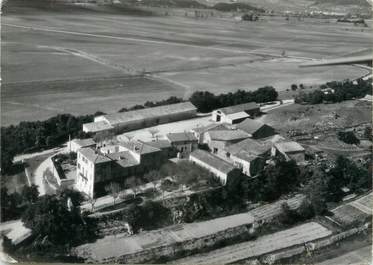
[212,102,260,124]
[189,149,240,185]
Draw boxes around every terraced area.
[171,222,332,265]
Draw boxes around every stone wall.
[103,223,255,264]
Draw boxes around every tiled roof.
[227,138,272,157]
[107,151,139,168]
[79,147,111,164]
[166,132,197,143]
[83,121,113,133]
[99,102,196,126]
[226,112,250,121]
[144,140,172,149]
[191,123,230,134]
[275,141,305,153]
[190,149,236,174]
[207,129,250,141]
[119,141,161,155]
[236,119,270,134]
[217,102,259,115]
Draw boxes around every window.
[78,163,81,169]
[226,152,231,158]
[213,148,218,154]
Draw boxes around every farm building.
[212,102,260,124]
[189,149,240,185]
[226,138,272,177]
[165,132,198,158]
[191,123,231,144]
[76,141,166,198]
[272,141,305,163]
[236,119,275,139]
[69,138,96,153]
[83,102,197,133]
[204,129,250,157]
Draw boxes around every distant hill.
[199,0,371,15]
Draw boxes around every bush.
[337,131,360,145]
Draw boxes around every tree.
[291,84,298,91]
[94,131,115,145]
[105,182,121,205]
[124,177,142,197]
[304,170,328,215]
[21,184,39,204]
[144,170,161,190]
[253,86,278,103]
[364,126,372,141]
[337,131,360,145]
[148,128,160,140]
[22,194,97,246]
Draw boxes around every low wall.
[50,157,74,189]
[242,223,370,265]
[100,224,255,264]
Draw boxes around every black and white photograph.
[0,0,372,264]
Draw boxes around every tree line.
[189,86,278,113]
[294,78,372,105]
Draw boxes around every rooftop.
[226,112,250,121]
[275,141,305,153]
[120,141,161,155]
[107,151,139,168]
[98,102,196,126]
[166,132,198,143]
[207,129,250,141]
[217,102,259,115]
[74,212,254,262]
[79,147,111,164]
[191,123,230,134]
[83,121,113,133]
[227,138,272,158]
[143,140,172,149]
[190,149,236,174]
[235,118,269,134]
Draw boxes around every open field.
[2,4,371,125]
[260,100,372,134]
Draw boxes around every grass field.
[1,4,371,125]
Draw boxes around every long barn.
[83,102,197,133]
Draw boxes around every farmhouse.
[272,141,305,163]
[191,123,230,144]
[83,102,197,133]
[189,149,240,185]
[76,141,165,198]
[236,119,275,139]
[226,138,272,177]
[69,138,96,153]
[204,129,250,157]
[212,102,260,124]
[166,132,198,158]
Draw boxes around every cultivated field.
[2,4,371,125]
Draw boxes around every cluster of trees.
[337,131,360,145]
[324,156,371,202]
[1,114,95,174]
[189,86,278,113]
[247,159,305,202]
[126,201,172,233]
[1,184,39,222]
[118,96,183,113]
[294,78,372,104]
[2,186,97,254]
[21,190,97,248]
